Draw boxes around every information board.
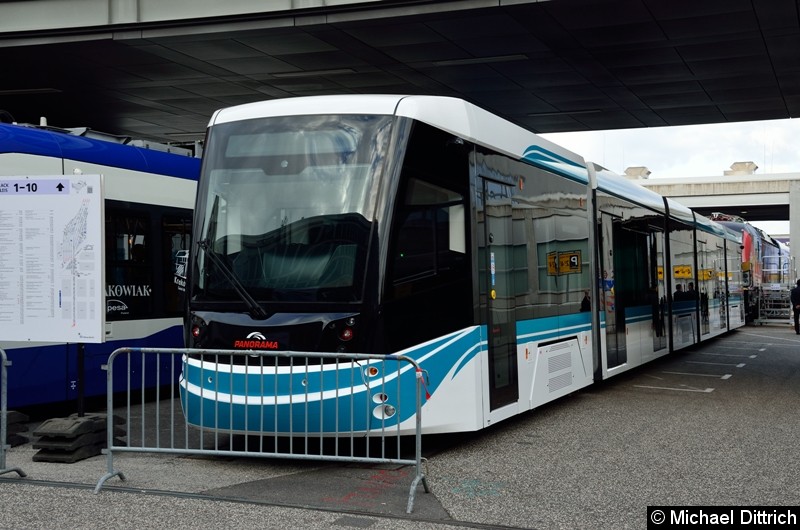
[546,250,582,276]
[0,175,104,343]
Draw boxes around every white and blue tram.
[182,95,743,435]
[0,122,200,409]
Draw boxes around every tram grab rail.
[94,347,430,513]
[0,348,26,478]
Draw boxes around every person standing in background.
[791,279,800,335]
[580,290,591,312]
[686,282,698,300]
[673,284,684,301]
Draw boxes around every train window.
[614,223,653,308]
[387,122,469,292]
[382,122,471,351]
[163,215,192,315]
[392,179,465,283]
[668,226,694,304]
[476,149,590,320]
[106,212,153,320]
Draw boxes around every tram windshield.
[195,114,393,303]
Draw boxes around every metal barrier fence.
[0,348,26,479]
[94,347,430,513]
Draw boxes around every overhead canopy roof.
[1,0,798,145]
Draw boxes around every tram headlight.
[373,403,396,420]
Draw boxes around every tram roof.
[694,213,733,239]
[595,167,667,214]
[664,197,695,226]
[210,94,589,181]
[210,95,733,237]
[0,123,200,181]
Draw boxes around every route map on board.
[0,175,104,343]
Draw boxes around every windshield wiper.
[197,239,268,320]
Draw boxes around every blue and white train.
[182,95,743,436]
[0,122,200,409]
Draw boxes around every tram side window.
[614,224,652,308]
[392,178,466,284]
[477,151,590,319]
[669,228,694,303]
[381,122,471,352]
[106,212,153,320]
[163,215,192,315]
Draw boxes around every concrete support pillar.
[110,0,139,24]
[790,180,800,282]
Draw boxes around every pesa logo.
[106,299,129,314]
[233,331,279,350]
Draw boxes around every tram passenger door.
[601,214,627,370]
[697,239,711,336]
[478,178,519,411]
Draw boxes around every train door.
[697,237,712,336]
[650,230,668,353]
[478,177,519,411]
[666,219,697,350]
[725,237,745,328]
[599,213,626,370]
[599,210,663,370]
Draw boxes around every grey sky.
[541,118,800,179]
[541,118,800,236]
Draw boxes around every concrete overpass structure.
[2,0,800,144]
[2,0,798,272]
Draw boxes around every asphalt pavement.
[2,323,799,529]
